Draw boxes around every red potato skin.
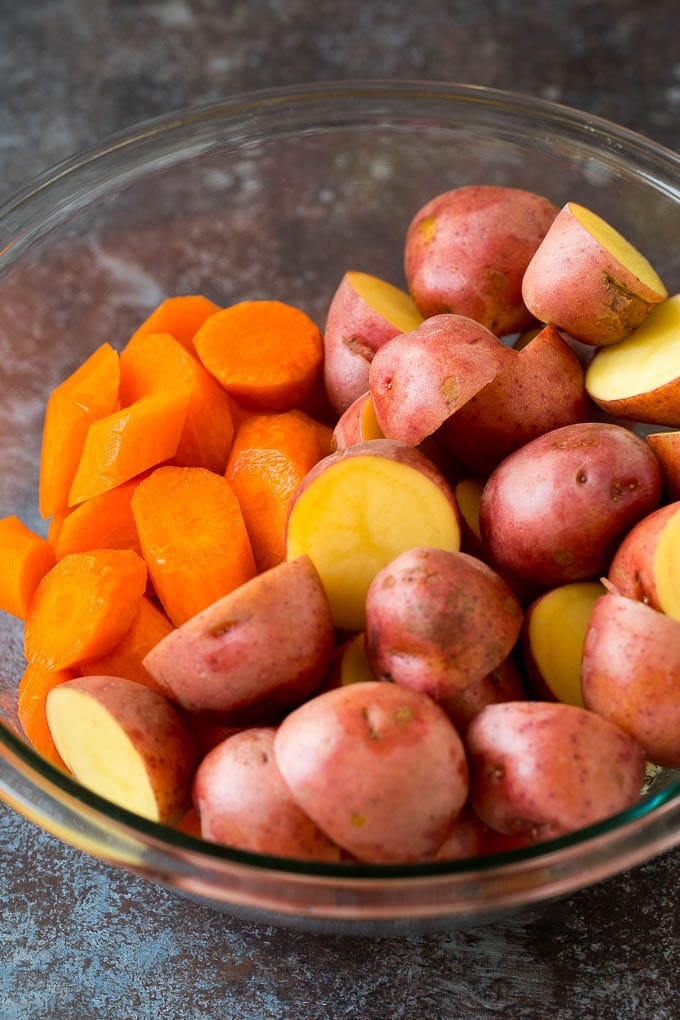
[479,422,662,588]
[438,325,592,475]
[466,700,646,839]
[432,807,487,861]
[365,548,523,701]
[581,594,680,767]
[439,657,528,733]
[522,203,667,346]
[607,501,680,608]
[143,556,334,714]
[193,728,342,861]
[274,681,469,863]
[331,391,382,451]
[646,433,680,501]
[369,314,513,447]
[404,185,558,335]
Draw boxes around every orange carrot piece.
[131,465,256,626]
[226,410,333,571]
[0,516,57,619]
[193,300,324,411]
[67,393,189,506]
[47,509,71,551]
[17,662,75,770]
[128,295,221,357]
[119,331,234,474]
[24,548,148,670]
[78,594,173,692]
[54,479,142,559]
[39,343,120,519]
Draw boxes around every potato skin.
[404,185,558,335]
[479,422,662,587]
[274,681,469,862]
[607,501,680,609]
[365,548,523,701]
[193,728,342,860]
[581,594,680,767]
[143,556,334,714]
[439,657,528,733]
[466,700,645,839]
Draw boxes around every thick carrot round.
[0,516,57,619]
[18,662,74,770]
[226,410,333,571]
[39,342,120,519]
[128,295,221,356]
[131,465,257,626]
[78,594,173,693]
[24,548,148,670]
[193,300,324,411]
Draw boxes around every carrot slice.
[0,516,57,619]
[120,330,234,474]
[18,662,74,770]
[193,300,324,411]
[47,509,71,551]
[226,410,333,571]
[67,393,188,506]
[128,295,221,356]
[39,343,120,519]
[131,465,256,626]
[54,479,143,558]
[24,548,148,670]
[78,595,173,692]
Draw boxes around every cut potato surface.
[653,507,680,619]
[347,271,423,334]
[570,204,666,295]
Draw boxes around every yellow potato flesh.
[348,271,423,334]
[46,687,159,821]
[528,581,606,707]
[570,203,667,296]
[339,633,375,685]
[586,295,680,399]
[286,456,460,631]
[360,395,384,441]
[454,478,485,541]
[653,508,680,620]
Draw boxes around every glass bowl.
[1,81,679,937]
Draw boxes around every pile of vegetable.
[2,183,680,865]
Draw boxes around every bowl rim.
[1,79,679,908]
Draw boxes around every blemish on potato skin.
[342,334,375,362]
[417,215,437,244]
[351,812,366,827]
[209,617,244,638]
[440,375,460,405]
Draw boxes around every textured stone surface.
[1,2,679,1017]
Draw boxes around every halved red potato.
[608,501,680,620]
[331,391,383,451]
[646,431,680,501]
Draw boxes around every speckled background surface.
[1,2,679,1018]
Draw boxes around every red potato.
[522,202,667,346]
[45,674,199,824]
[193,728,342,861]
[323,270,423,414]
[585,294,680,423]
[364,547,523,701]
[479,422,662,588]
[432,807,487,861]
[285,439,461,632]
[608,501,680,620]
[331,391,383,451]
[404,185,558,334]
[143,556,334,715]
[369,314,513,446]
[439,325,592,475]
[467,701,646,840]
[439,657,528,733]
[521,580,606,707]
[274,681,469,863]
[646,431,680,501]
[581,594,680,767]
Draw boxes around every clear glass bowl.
[1,81,679,936]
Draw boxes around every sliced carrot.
[18,662,74,770]
[53,479,143,558]
[24,548,148,670]
[67,393,189,506]
[0,516,57,619]
[193,300,324,411]
[47,509,71,551]
[131,465,256,626]
[39,343,120,519]
[226,410,333,571]
[128,295,222,356]
[78,595,173,692]
[119,330,234,474]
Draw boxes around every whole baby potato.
[479,422,662,587]
[466,701,646,840]
[365,548,523,701]
[274,681,469,863]
[404,184,559,335]
[193,728,342,861]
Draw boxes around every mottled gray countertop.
[1,3,679,1018]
